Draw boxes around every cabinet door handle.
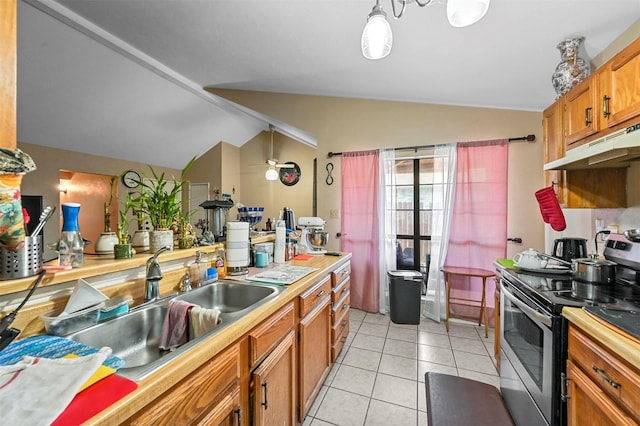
[585,107,593,126]
[342,286,348,293]
[234,407,242,426]
[343,303,350,311]
[316,289,326,298]
[592,365,621,389]
[603,95,611,118]
[261,381,269,409]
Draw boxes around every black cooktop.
[502,268,640,315]
[583,306,640,341]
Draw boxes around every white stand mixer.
[298,217,328,255]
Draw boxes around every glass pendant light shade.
[361,3,392,60]
[447,0,490,27]
[265,166,278,181]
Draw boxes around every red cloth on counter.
[51,374,138,425]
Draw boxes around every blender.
[298,217,329,255]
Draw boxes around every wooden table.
[441,266,494,338]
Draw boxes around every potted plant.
[114,192,134,259]
[94,176,119,255]
[128,158,196,253]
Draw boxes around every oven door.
[500,279,554,426]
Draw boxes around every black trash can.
[388,270,423,324]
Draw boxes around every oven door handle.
[502,284,553,328]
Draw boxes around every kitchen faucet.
[145,246,171,301]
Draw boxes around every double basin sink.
[65,280,285,381]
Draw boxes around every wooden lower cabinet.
[331,261,351,362]
[566,360,635,426]
[298,294,332,421]
[566,324,640,425]
[127,343,241,425]
[251,330,297,426]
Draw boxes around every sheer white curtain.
[423,144,457,322]
[379,149,397,314]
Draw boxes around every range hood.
[544,122,640,170]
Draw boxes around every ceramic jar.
[551,37,590,97]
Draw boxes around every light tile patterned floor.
[302,309,498,426]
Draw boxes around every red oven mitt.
[535,186,566,231]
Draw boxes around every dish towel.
[159,300,196,351]
[0,347,111,426]
[189,307,221,340]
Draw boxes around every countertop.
[83,252,351,425]
[563,307,640,371]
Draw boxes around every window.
[391,153,437,278]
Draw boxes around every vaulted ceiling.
[16,0,640,168]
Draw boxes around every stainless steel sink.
[66,280,284,381]
[174,280,279,312]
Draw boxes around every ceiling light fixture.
[265,128,279,181]
[361,0,490,60]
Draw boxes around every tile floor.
[302,309,498,426]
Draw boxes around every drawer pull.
[342,319,348,326]
[592,365,621,389]
[316,289,326,298]
[261,381,269,409]
[343,304,350,311]
[342,286,348,293]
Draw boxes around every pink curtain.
[444,140,508,326]
[341,150,380,312]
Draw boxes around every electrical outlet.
[330,209,340,219]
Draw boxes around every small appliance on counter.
[199,199,234,241]
[552,237,587,262]
[282,207,296,231]
[298,217,329,255]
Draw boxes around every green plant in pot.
[95,176,119,254]
[114,192,134,259]
[128,158,196,253]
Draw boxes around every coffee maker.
[200,199,234,241]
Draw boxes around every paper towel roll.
[274,220,286,264]
[226,222,249,267]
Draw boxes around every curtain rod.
[327,134,536,158]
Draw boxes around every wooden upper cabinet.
[0,0,17,150]
[543,100,565,163]
[564,73,599,148]
[599,37,640,128]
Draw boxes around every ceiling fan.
[259,127,292,180]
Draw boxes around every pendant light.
[265,128,279,181]
[447,0,490,27]
[361,0,490,60]
[361,0,393,60]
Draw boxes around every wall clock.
[122,170,141,188]
[279,162,301,186]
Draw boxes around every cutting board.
[51,374,138,425]
[0,335,124,370]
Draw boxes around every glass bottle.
[59,202,84,268]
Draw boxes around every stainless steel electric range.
[499,233,640,426]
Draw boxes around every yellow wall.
[211,91,544,256]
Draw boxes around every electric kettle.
[552,238,587,262]
[282,207,296,231]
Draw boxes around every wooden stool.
[440,266,494,338]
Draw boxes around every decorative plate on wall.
[279,162,301,186]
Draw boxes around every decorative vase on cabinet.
[551,37,590,98]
